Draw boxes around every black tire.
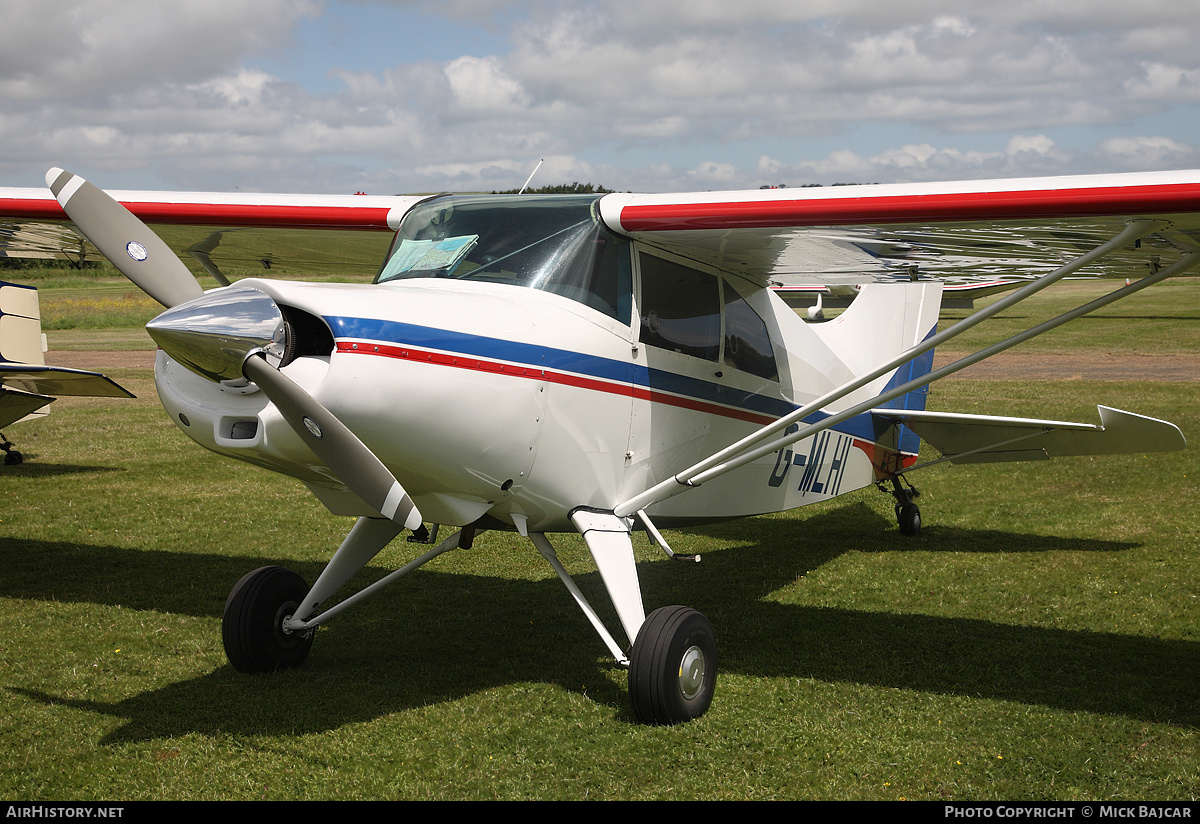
[222,566,313,673]
[628,605,717,725]
[4,450,22,466]
[898,503,921,536]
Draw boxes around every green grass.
[938,276,1200,356]
[0,281,1197,800]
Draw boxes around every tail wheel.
[628,605,717,725]
[222,566,314,673]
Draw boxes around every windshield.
[376,194,631,323]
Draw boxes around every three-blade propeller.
[46,168,423,530]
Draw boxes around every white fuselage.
[153,275,937,533]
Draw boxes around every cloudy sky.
[3,0,1199,196]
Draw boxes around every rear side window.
[723,287,779,381]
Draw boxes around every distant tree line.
[0,255,103,270]
[489,181,875,194]
[492,182,615,194]
[761,182,869,189]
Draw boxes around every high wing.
[6,170,1199,286]
[0,186,423,278]
[598,171,1200,311]
[6,170,1200,286]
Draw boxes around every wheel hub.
[273,601,302,648]
[678,645,706,699]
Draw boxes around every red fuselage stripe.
[335,340,779,426]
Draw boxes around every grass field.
[0,272,1197,800]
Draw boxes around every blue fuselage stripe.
[325,315,927,451]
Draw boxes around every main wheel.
[898,503,921,536]
[222,566,314,673]
[628,605,717,725]
[4,450,22,466]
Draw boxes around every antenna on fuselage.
[518,158,544,194]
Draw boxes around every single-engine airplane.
[0,278,133,464]
[0,168,1197,724]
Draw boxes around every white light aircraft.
[0,278,133,463]
[1,168,1197,724]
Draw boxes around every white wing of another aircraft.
[1,168,1197,723]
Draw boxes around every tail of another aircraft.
[0,280,53,452]
[0,280,133,448]
[0,280,47,367]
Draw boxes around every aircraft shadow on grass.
[0,461,124,477]
[5,502,1198,741]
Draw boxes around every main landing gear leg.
[881,476,922,536]
[536,509,717,725]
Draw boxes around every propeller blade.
[45,168,204,309]
[241,354,424,531]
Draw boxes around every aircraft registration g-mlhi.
[0,168,1197,724]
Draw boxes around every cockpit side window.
[637,253,721,361]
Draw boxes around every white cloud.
[0,0,319,103]
[444,56,529,112]
[1126,63,1200,102]
[1097,136,1197,169]
[686,161,739,186]
[1007,135,1056,156]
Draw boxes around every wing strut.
[616,220,1198,517]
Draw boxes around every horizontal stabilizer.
[872,405,1185,464]
[0,364,135,399]
[0,388,54,429]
